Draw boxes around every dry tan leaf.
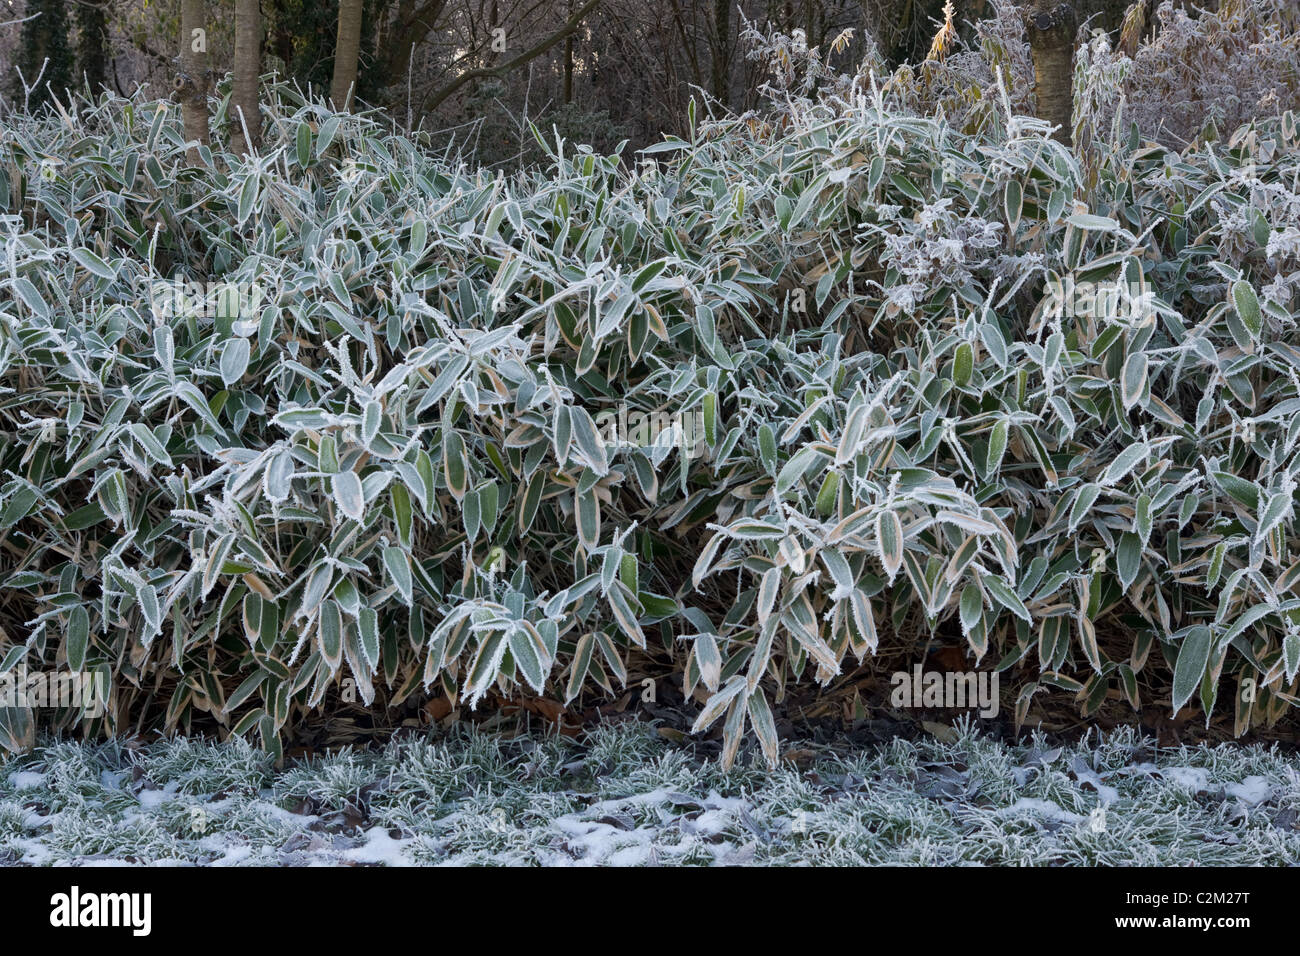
[922,720,960,744]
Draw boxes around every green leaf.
[608,580,650,647]
[1068,483,1102,534]
[758,424,778,474]
[66,605,89,671]
[632,259,668,293]
[1100,442,1146,487]
[690,679,745,734]
[576,484,600,550]
[1120,352,1147,411]
[747,689,779,768]
[265,449,294,502]
[237,173,259,225]
[219,338,250,386]
[1255,490,1293,546]
[959,584,983,635]
[332,471,365,522]
[1066,213,1120,232]
[984,573,1030,622]
[1214,472,1260,510]
[71,247,116,281]
[568,407,609,476]
[509,625,547,693]
[1047,188,1067,222]
[1117,532,1142,591]
[466,632,507,705]
[695,633,721,691]
[358,607,380,669]
[383,547,413,605]
[776,446,818,496]
[300,563,333,620]
[296,122,313,167]
[692,532,725,589]
[443,430,468,499]
[1135,493,1153,544]
[318,600,343,669]
[890,173,925,202]
[985,419,1009,476]
[1004,179,1022,231]
[138,583,162,635]
[815,471,839,516]
[979,321,1007,366]
[1172,626,1212,715]
[953,341,973,386]
[553,405,572,464]
[477,480,499,533]
[0,486,38,528]
[1231,279,1262,340]
[361,401,382,446]
[565,633,596,704]
[875,510,904,581]
[316,116,340,156]
[463,486,481,541]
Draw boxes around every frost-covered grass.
[1,722,1298,866]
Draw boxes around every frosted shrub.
[1,78,1298,765]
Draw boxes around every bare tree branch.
[421,0,602,114]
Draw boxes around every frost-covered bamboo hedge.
[2,85,1299,761]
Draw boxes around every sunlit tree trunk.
[331,0,365,110]
[232,0,262,153]
[176,0,211,163]
[1026,0,1077,144]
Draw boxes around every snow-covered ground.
[2,722,1299,865]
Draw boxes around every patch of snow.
[550,815,668,866]
[996,798,1086,826]
[137,781,180,808]
[541,788,751,866]
[22,807,52,828]
[606,843,653,866]
[701,790,748,813]
[342,826,413,865]
[12,836,53,865]
[7,771,46,791]
[587,788,672,813]
[1226,776,1272,806]
[1158,767,1211,792]
[78,858,137,867]
[196,833,257,866]
[208,844,255,866]
[256,799,319,825]
[682,809,731,837]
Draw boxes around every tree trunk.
[175,0,211,163]
[1026,1,1076,144]
[18,0,74,110]
[76,0,111,96]
[232,0,262,154]
[379,0,447,81]
[330,0,365,110]
[564,0,574,103]
[710,0,731,106]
